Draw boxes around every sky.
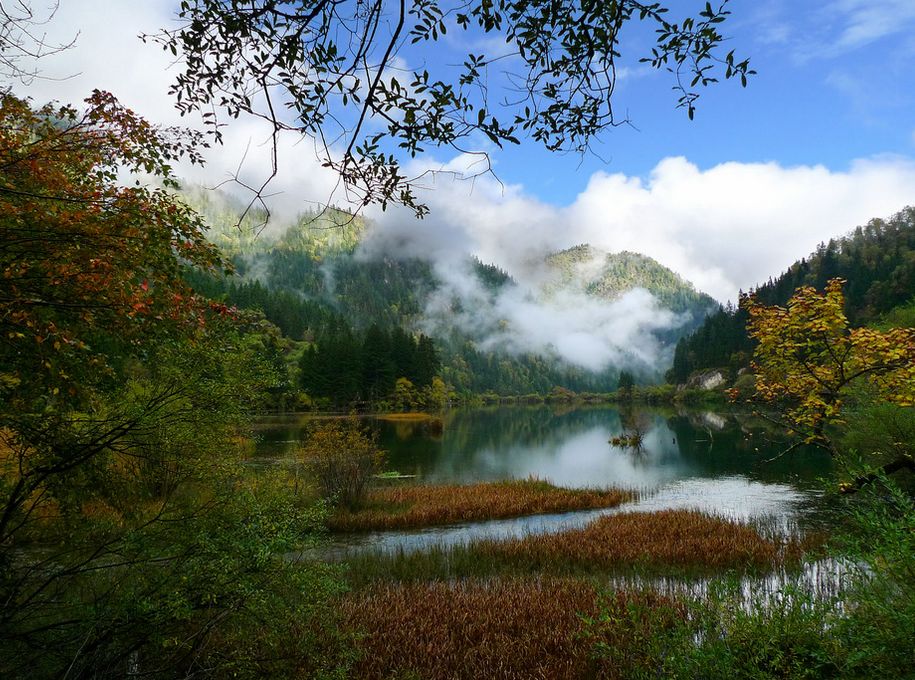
[10,0,915,302]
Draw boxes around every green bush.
[299,418,385,509]
[672,582,841,679]
[830,477,915,678]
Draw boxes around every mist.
[357,230,689,375]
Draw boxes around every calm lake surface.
[254,405,836,558]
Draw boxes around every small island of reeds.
[328,478,634,532]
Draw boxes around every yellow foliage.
[742,279,915,443]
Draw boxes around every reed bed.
[482,509,788,571]
[344,510,808,584]
[340,578,686,680]
[328,479,634,532]
[374,412,441,422]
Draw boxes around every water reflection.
[258,406,836,559]
[254,405,833,492]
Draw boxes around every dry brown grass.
[328,479,634,532]
[340,578,685,680]
[375,412,441,422]
[344,510,809,584]
[473,509,788,572]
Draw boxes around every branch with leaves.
[151,0,754,219]
[733,279,915,490]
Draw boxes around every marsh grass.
[343,510,813,585]
[339,577,688,680]
[328,479,634,532]
[374,412,441,422]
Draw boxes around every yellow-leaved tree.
[738,279,915,488]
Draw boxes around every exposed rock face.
[685,369,727,390]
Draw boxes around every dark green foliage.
[831,478,915,677]
[184,268,341,341]
[441,340,618,395]
[473,258,514,292]
[299,322,441,407]
[158,1,751,216]
[667,301,752,383]
[670,207,915,383]
[655,583,841,679]
[184,190,725,398]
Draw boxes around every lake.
[254,405,836,558]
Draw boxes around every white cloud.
[11,0,915,307]
[11,0,346,223]
[364,154,915,303]
[833,0,915,50]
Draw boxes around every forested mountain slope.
[182,189,718,395]
[542,245,717,341]
[669,207,915,383]
[544,245,716,313]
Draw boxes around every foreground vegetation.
[333,477,914,680]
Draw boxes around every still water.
[254,405,835,557]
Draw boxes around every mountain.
[668,206,915,384]
[181,188,719,393]
[541,245,717,338]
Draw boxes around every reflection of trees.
[618,405,653,442]
[444,407,619,458]
[257,408,834,488]
[664,413,832,485]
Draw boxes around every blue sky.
[13,1,915,301]
[438,0,915,204]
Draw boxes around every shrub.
[299,418,385,509]
[831,476,915,677]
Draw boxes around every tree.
[618,370,636,398]
[152,0,753,218]
[299,417,385,508]
[737,279,915,488]
[0,1,76,84]
[0,91,347,677]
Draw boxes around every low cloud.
[364,154,915,303]
[412,257,684,373]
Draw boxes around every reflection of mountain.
[377,406,833,489]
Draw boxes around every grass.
[327,479,635,532]
[343,510,817,584]
[374,412,442,422]
[339,577,688,680]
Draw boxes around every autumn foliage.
[0,92,319,676]
[0,90,226,407]
[739,279,915,444]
